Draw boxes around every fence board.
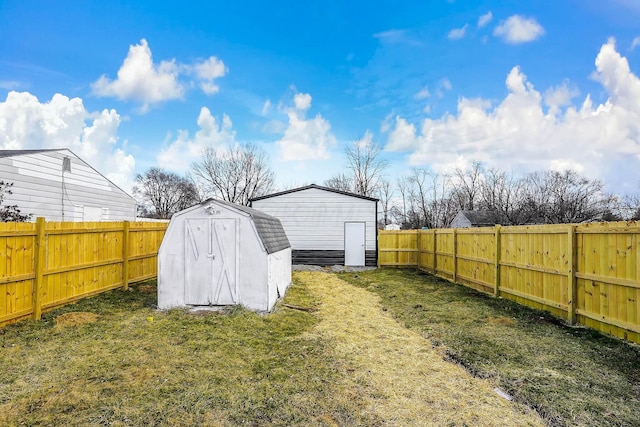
[379,220,640,344]
[0,219,168,327]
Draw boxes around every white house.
[250,184,378,267]
[157,199,292,312]
[0,149,136,221]
[449,210,500,228]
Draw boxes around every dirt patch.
[54,312,98,328]
[292,264,376,273]
[295,271,542,426]
[485,316,516,326]
[137,285,156,293]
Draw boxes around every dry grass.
[53,312,99,328]
[0,279,375,426]
[8,269,630,426]
[297,271,542,426]
[340,268,640,426]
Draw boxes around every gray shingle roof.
[210,199,291,254]
[459,210,500,226]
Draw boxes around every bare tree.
[404,169,456,229]
[133,168,200,219]
[324,173,353,193]
[377,179,393,227]
[0,181,31,222]
[478,168,526,225]
[345,134,387,197]
[450,161,484,211]
[191,143,275,206]
[620,193,640,220]
[520,170,616,224]
[395,176,411,227]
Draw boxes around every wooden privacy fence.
[0,218,168,327]
[379,221,640,344]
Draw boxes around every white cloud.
[157,107,236,172]
[414,86,431,100]
[0,81,21,90]
[0,91,135,191]
[493,15,544,44]
[262,119,286,134]
[294,93,312,111]
[355,131,375,149]
[193,56,227,95]
[478,12,493,28]
[447,24,468,40]
[92,39,183,112]
[275,93,336,161]
[373,29,421,46]
[92,39,227,111]
[631,36,640,50]
[436,78,453,98]
[261,99,271,116]
[384,40,640,190]
[386,116,417,151]
[544,81,580,112]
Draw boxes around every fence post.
[122,221,130,290]
[32,217,46,320]
[433,230,437,275]
[494,225,501,297]
[452,228,458,283]
[416,230,421,269]
[567,225,576,325]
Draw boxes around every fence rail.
[0,218,168,326]
[379,221,640,344]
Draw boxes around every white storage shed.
[158,199,292,312]
[250,184,378,267]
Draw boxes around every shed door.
[185,218,238,305]
[344,222,365,266]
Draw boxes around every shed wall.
[158,201,290,312]
[0,150,136,221]
[251,187,377,251]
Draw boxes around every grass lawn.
[1,269,636,426]
[339,268,640,427]
[0,279,372,426]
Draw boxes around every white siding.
[0,150,136,221]
[450,212,472,228]
[251,187,377,251]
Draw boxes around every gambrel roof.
[202,199,291,254]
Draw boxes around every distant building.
[449,210,501,228]
[384,223,401,231]
[250,184,378,267]
[0,149,136,221]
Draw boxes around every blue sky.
[1,0,640,194]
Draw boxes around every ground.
[1,269,638,426]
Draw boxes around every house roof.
[205,199,291,254]
[0,149,64,158]
[0,148,135,201]
[249,184,379,202]
[457,210,500,226]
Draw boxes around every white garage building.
[157,199,292,312]
[250,184,378,267]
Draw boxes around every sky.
[1,0,640,196]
